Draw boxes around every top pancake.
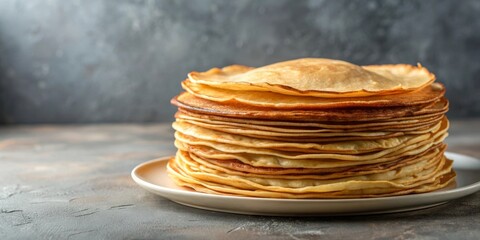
[182,80,445,109]
[188,58,435,98]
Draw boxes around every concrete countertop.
[1,120,479,239]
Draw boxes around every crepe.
[172,118,447,154]
[174,117,441,141]
[188,58,435,98]
[185,144,446,176]
[175,110,445,132]
[178,148,444,179]
[168,156,455,198]
[172,92,448,122]
[167,57,455,199]
[182,80,445,109]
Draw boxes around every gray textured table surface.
[1,120,479,240]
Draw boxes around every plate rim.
[131,151,480,203]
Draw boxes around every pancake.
[170,171,456,198]
[173,92,448,122]
[174,117,441,141]
[167,57,455,199]
[175,110,445,133]
[169,170,456,198]
[175,136,447,168]
[188,58,435,98]
[172,118,447,154]
[175,151,444,189]
[176,109,445,127]
[179,147,444,179]
[168,157,454,198]
[183,80,445,109]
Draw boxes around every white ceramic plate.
[131,152,480,216]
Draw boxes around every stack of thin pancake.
[168,58,456,198]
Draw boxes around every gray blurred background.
[0,0,479,124]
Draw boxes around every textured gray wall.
[0,0,479,124]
